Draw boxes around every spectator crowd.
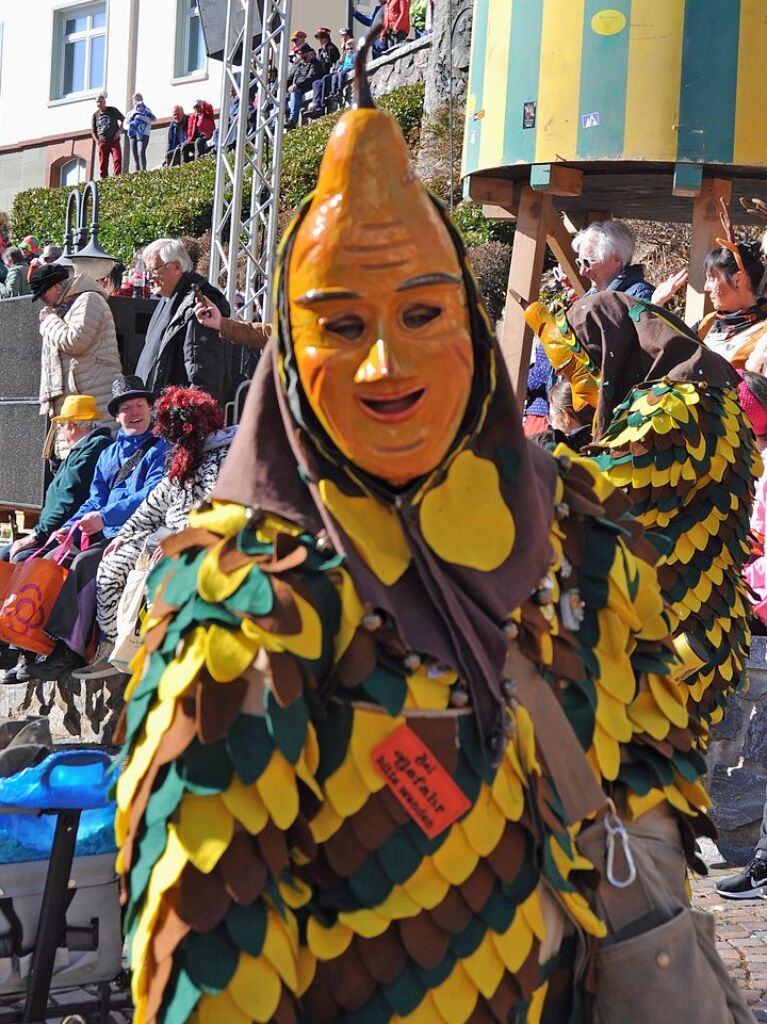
[0,232,270,689]
[75,3,435,176]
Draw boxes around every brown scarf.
[214,203,559,765]
[566,291,741,440]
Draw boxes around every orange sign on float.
[371,724,471,839]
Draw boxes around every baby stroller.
[0,727,128,1023]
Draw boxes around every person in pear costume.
[522,293,760,736]
[116,28,751,1024]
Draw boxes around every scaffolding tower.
[209,0,292,412]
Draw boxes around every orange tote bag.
[0,528,79,655]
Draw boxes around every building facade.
[0,0,348,217]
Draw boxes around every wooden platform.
[469,162,767,225]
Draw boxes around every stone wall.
[0,675,125,747]
[423,0,473,117]
[707,635,767,865]
[368,36,433,98]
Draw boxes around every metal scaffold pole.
[209,0,292,410]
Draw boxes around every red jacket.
[187,102,215,141]
[384,0,411,34]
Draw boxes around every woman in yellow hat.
[0,394,112,683]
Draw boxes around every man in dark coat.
[286,44,325,126]
[314,27,341,72]
[0,394,112,565]
[165,106,189,167]
[136,238,233,408]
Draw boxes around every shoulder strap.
[113,437,159,489]
[503,641,608,823]
[505,640,655,934]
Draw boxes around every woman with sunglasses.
[571,219,655,301]
[697,240,767,368]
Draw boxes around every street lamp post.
[56,180,116,281]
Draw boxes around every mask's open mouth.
[357,386,427,423]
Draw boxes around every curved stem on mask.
[353,14,383,110]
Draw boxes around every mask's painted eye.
[325,314,365,341]
[403,304,441,330]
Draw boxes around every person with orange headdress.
[697,241,767,367]
[114,30,750,1024]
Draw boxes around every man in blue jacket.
[27,376,169,681]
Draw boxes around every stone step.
[0,676,125,747]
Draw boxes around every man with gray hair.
[135,239,232,407]
[572,219,654,300]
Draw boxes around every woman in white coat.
[31,264,123,455]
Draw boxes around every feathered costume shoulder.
[527,291,760,730]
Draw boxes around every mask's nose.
[354,337,396,384]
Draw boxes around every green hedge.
[12,157,217,266]
[452,201,515,247]
[280,83,425,209]
[12,84,493,264]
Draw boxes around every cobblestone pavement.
[693,860,767,1022]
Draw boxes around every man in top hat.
[314,27,340,73]
[0,394,114,683]
[24,375,169,681]
[286,43,325,127]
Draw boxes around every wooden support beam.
[499,186,552,408]
[684,177,732,324]
[562,213,586,233]
[545,211,589,297]
[466,175,515,208]
[482,204,516,221]
[530,163,583,197]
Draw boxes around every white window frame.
[174,0,208,81]
[50,1,108,103]
[59,157,88,187]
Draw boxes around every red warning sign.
[371,724,471,839]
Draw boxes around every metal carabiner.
[604,810,638,889]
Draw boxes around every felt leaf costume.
[118,49,714,1024]
[526,292,760,729]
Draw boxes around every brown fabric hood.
[215,195,559,766]
[566,291,741,440]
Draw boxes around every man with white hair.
[572,219,655,300]
[135,238,232,407]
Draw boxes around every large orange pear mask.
[288,109,474,487]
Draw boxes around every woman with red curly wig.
[76,386,236,679]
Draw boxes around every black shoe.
[0,652,30,685]
[26,644,84,682]
[715,856,767,899]
[0,646,18,671]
